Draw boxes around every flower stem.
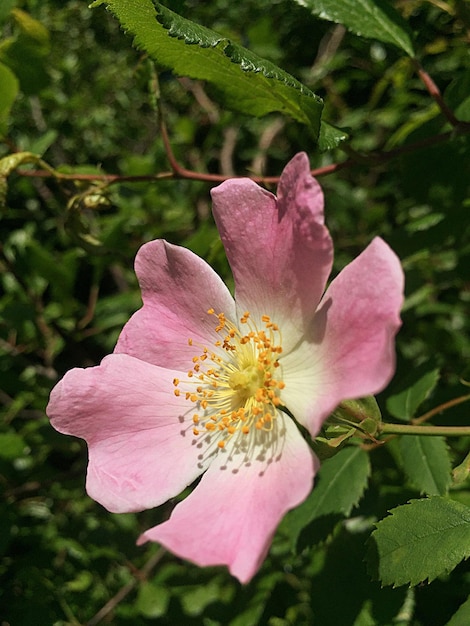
[379,423,470,437]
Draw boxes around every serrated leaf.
[396,435,451,495]
[386,365,439,421]
[95,0,323,134]
[445,595,470,626]
[286,446,370,548]
[294,0,415,57]
[318,120,349,150]
[369,497,470,587]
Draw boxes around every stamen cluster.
[173,310,285,449]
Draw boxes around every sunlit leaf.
[293,0,415,56]
[91,0,323,134]
[369,497,470,587]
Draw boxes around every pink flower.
[47,153,404,583]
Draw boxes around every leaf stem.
[379,423,470,437]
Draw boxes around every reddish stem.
[16,126,459,187]
[413,59,461,127]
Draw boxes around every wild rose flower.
[47,153,404,583]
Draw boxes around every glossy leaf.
[293,0,415,56]
[91,0,323,135]
[369,498,470,587]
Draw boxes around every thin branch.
[412,393,470,425]
[86,547,166,626]
[15,120,470,188]
[413,59,461,127]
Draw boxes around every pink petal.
[138,413,317,583]
[211,153,333,348]
[115,240,236,369]
[47,354,211,513]
[281,237,404,436]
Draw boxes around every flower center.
[173,310,285,450]
[229,364,263,398]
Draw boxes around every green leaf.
[0,432,27,460]
[136,581,170,618]
[0,10,51,95]
[178,578,229,616]
[318,120,349,151]
[93,0,323,134]
[10,8,50,52]
[333,396,382,426]
[445,595,470,626]
[286,446,370,548]
[445,71,470,123]
[293,0,415,57]
[453,451,470,484]
[0,151,56,209]
[369,497,470,587]
[386,365,440,421]
[0,0,15,23]
[228,572,283,626]
[0,62,18,136]
[395,435,452,495]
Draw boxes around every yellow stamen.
[179,309,285,450]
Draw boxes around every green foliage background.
[1,0,469,624]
